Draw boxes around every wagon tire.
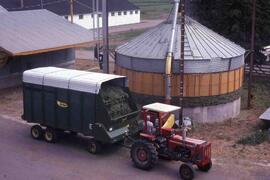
[179,163,194,180]
[197,160,212,172]
[70,131,77,136]
[31,125,43,140]
[87,139,102,154]
[44,128,58,143]
[130,140,158,170]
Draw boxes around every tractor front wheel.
[197,160,212,172]
[179,163,194,180]
[130,140,158,170]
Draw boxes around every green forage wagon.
[22,67,139,153]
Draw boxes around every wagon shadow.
[58,132,123,156]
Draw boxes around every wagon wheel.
[31,125,43,140]
[130,140,158,170]
[197,160,212,172]
[87,139,102,154]
[179,163,194,180]
[44,128,59,143]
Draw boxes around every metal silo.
[115,17,245,123]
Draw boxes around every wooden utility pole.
[96,0,100,59]
[40,0,43,8]
[247,0,256,109]
[92,0,96,40]
[179,0,185,121]
[20,0,24,8]
[102,0,109,73]
[70,0,74,23]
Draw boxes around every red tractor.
[130,103,212,180]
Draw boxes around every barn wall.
[0,48,75,89]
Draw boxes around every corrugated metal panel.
[0,9,94,56]
[116,17,245,60]
[0,5,7,13]
[116,53,244,74]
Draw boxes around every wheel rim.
[32,129,39,138]
[137,148,147,162]
[45,132,53,141]
[181,166,192,179]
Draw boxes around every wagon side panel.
[56,88,69,129]
[82,92,95,135]
[69,91,82,132]
[43,86,56,127]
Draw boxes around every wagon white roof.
[23,67,127,94]
[143,103,181,113]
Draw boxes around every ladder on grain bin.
[164,0,185,121]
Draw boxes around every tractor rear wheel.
[31,125,43,140]
[44,128,58,143]
[130,140,158,170]
[179,163,194,180]
[87,139,102,154]
[197,160,212,172]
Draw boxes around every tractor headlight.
[109,127,113,132]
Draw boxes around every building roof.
[0,5,7,12]
[0,0,139,16]
[0,9,95,56]
[116,17,245,60]
[23,67,127,94]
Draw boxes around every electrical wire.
[74,0,94,10]
[7,0,69,10]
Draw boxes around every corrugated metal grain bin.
[22,67,139,153]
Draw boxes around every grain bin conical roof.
[116,17,245,60]
[116,17,245,74]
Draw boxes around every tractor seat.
[162,114,175,129]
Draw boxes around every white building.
[65,9,141,29]
[0,0,141,29]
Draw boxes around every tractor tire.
[87,139,102,154]
[179,163,194,180]
[44,128,58,143]
[130,140,158,170]
[31,125,43,140]
[197,160,212,172]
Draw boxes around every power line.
[74,0,94,10]
[7,0,69,10]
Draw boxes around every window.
[118,11,121,16]
[79,14,84,19]
[111,12,115,16]
[135,10,138,14]
[123,11,127,15]
[130,11,133,15]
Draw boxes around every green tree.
[188,0,270,63]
